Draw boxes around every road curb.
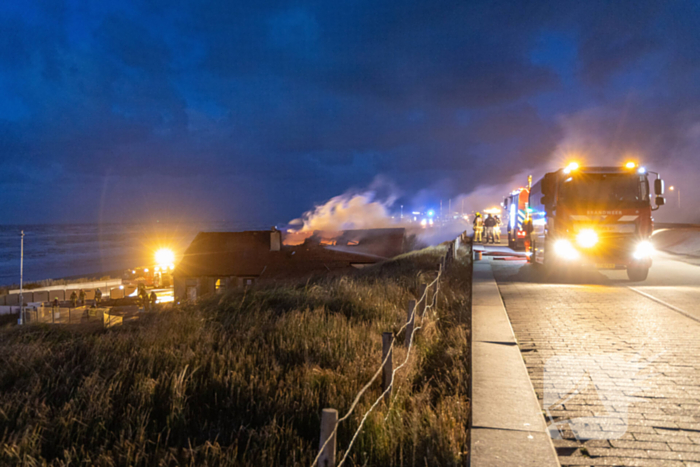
[470,261,560,467]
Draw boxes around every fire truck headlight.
[633,241,654,259]
[554,239,579,260]
[576,229,598,248]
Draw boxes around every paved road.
[488,248,700,467]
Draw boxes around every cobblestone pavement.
[492,258,700,467]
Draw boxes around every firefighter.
[494,215,502,243]
[523,217,534,260]
[149,291,158,310]
[94,288,102,306]
[69,290,78,308]
[484,214,497,244]
[139,287,149,311]
[78,289,86,306]
[473,213,484,243]
[52,297,59,317]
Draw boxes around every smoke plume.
[291,191,397,232]
[285,184,472,248]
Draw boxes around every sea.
[0,222,268,286]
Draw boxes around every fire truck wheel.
[627,266,649,282]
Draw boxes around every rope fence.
[312,231,470,467]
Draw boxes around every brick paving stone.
[635,433,694,444]
[610,440,670,451]
[670,444,700,453]
[492,261,700,467]
[587,447,650,458]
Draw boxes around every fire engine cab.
[503,187,530,250]
[528,162,665,281]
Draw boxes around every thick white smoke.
[286,183,470,247]
[290,191,397,232]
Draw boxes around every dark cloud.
[0,0,699,224]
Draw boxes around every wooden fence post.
[318,408,338,467]
[426,283,432,314]
[434,264,442,314]
[382,332,393,403]
[405,300,416,347]
[417,283,427,317]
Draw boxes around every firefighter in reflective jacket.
[524,217,534,261]
[494,215,502,243]
[473,213,484,243]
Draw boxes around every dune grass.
[0,246,471,466]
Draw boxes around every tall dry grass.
[0,246,470,466]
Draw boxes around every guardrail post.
[318,408,338,467]
[405,300,416,346]
[382,332,393,403]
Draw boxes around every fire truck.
[528,162,665,281]
[503,186,530,250]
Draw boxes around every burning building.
[173,228,405,301]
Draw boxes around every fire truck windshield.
[559,173,649,209]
